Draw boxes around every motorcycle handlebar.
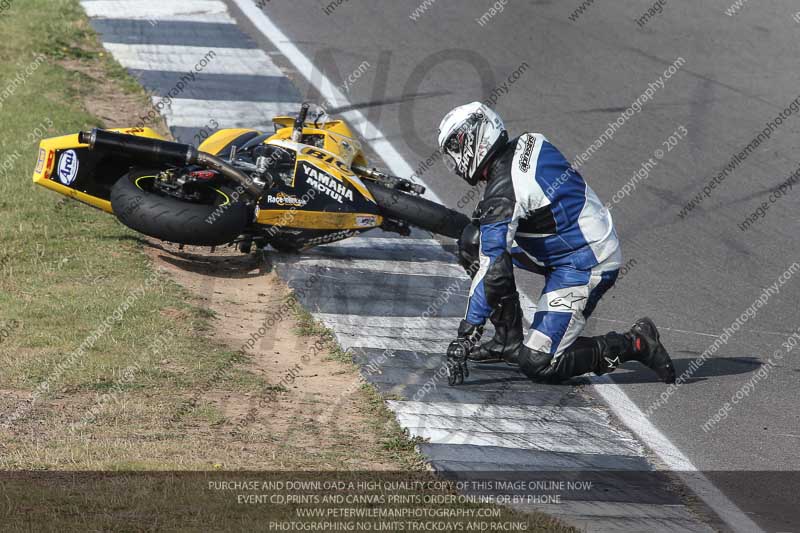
[353,165,426,195]
[79,129,262,198]
[291,103,310,143]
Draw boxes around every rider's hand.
[446,339,470,385]
[445,320,483,386]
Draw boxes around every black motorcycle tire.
[364,182,471,239]
[110,169,250,246]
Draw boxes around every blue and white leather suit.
[465,133,622,359]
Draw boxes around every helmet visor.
[443,131,462,154]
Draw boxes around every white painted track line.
[314,314,459,346]
[315,314,458,335]
[313,314,460,353]
[387,400,601,422]
[592,375,763,532]
[402,424,642,460]
[337,335,446,354]
[154,97,296,128]
[81,0,234,23]
[294,257,468,278]
[232,2,763,530]
[404,427,642,456]
[323,237,446,248]
[102,44,281,76]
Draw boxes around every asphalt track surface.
[220,1,800,530]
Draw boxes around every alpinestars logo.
[604,356,621,369]
[518,136,536,172]
[549,292,587,310]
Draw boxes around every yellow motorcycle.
[32,103,468,252]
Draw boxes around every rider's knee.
[517,346,556,380]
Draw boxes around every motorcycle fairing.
[32,127,167,213]
[199,122,382,231]
[255,145,383,239]
[252,126,383,236]
[198,128,260,158]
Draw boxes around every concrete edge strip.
[82,0,235,23]
[101,43,284,77]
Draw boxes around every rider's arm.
[464,197,518,325]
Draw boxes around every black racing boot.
[469,292,523,364]
[623,317,676,384]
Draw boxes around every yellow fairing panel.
[271,117,356,138]
[107,127,166,139]
[199,128,257,155]
[295,149,375,203]
[268,119,365,168]
[32,128,165,213]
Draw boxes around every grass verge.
[0,0,240,469]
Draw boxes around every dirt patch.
[62,56,171,138]
[145,242,417,471]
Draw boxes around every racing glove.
[445,320,483,385]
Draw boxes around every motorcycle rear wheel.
[110,169,250,246]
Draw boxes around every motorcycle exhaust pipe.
[79,129,262,198]
[194,152,262,198]
[79,128,197,166]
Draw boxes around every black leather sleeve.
[474,196,515,225]
[483,251,516,308]
[457,223,480,278]
[473,139,518,225]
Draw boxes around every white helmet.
[438,102,507,186]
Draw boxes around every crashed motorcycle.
[32,103,469,252]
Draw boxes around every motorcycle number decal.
[57,150,79,185]
[302,147,354,176]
